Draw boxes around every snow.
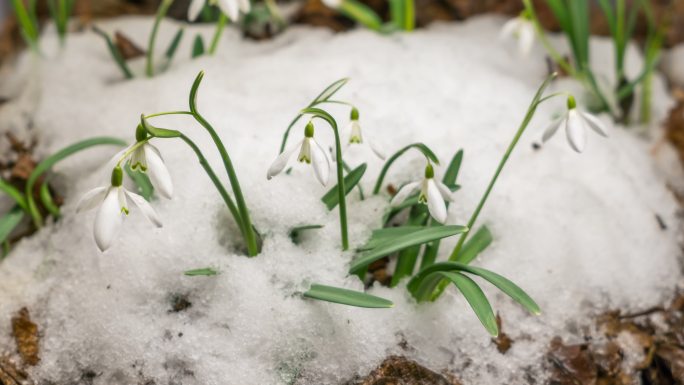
[0,15,682,384]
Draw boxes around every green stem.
[178,134,244,230]
[404,0,415,31]
[448,75,556,261]
[523,0,575,77]
[146,0,173,77]
[302,108,349,250]
[208,13,227,55]
[192,112,259,256]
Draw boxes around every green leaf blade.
[0,206,24,245]
[312,78,349,104]
[455,225,493,265]
[350,225,468,274]
[322,163,367,210]
[437,271,498,336]
[303,284,393,308]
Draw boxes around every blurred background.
[1,0,683,60]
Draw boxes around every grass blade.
[0,206,24,245]
[165,27,184,60]
[435,271,498,336]
[192,34,205,58]
[360,225,427,251]
[39,182,60,217]
[322,163,366,210]
[460,265,540,315]
[350,225,468,274]
[338,0,383,31]
[289,224,324,244]
[312,78,349,104]
[92,26,134,79]
[0,178,27,211]
[455,225,492,265]
[184,267,218,276]
[303,284,393,308]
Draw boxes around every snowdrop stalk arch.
[425,73,560,300]
[138,71,260,256]
[300,108,350,251]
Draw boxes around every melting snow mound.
[0,15,681,385]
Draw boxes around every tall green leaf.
[455,226,492,265]
[303,284,393,308]
[0,206,24,245]
[434,271,498,336]
[350,225,468,274]
[322,163,366,210]
[312,78,349,104]
[92,26,133,79]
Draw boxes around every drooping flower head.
[267,121,331,185]
[346,107,385,160]
[391,162,455,224]
[188,0,251,22]
[125,124,174,199]
[77,167,162,251]
[500,11,536,57]
[542,95,608,153]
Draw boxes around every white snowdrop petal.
[93,188,123,251]
[311,139,330,186]
[499,19,519,40]
[267,140,301,180]
[238,0,250,13]
[565,110,587,153]
[125,190,163,228]
[436,181,455,202]
[581,111,609,137]
[518,22,535,56]
[144,144,174,199]
[390,181,420,205]
[426,179,448,224]
[188,0,205,21]
[130,147,146,170]
[542,117,563,143]
[76,186,108,213]
[217,0,239,20]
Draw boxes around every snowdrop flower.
[267,122,331,186]
[390,163,454,224]
[542,95,608,153]
[321,0,342,8]
[188,0,250,22]
[346,107,385,160]
[500,12,536,56]
[113,126,174,199]
[77,167,162,252]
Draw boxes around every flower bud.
[304,121,315,138]
[424,163,434,179]
[111,167,124,187]
[135,124,148,142]
[350,107,359,121]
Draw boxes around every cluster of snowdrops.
[74,70,607,336]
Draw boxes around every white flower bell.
[346,107,385,160]
[188,0,251,22]
[267,122,331,186]
[390,163,455,224]
[78,167,162,251]
[542,95,608,153]
[500,12,536,56]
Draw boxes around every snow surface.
[0,15,682,385]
